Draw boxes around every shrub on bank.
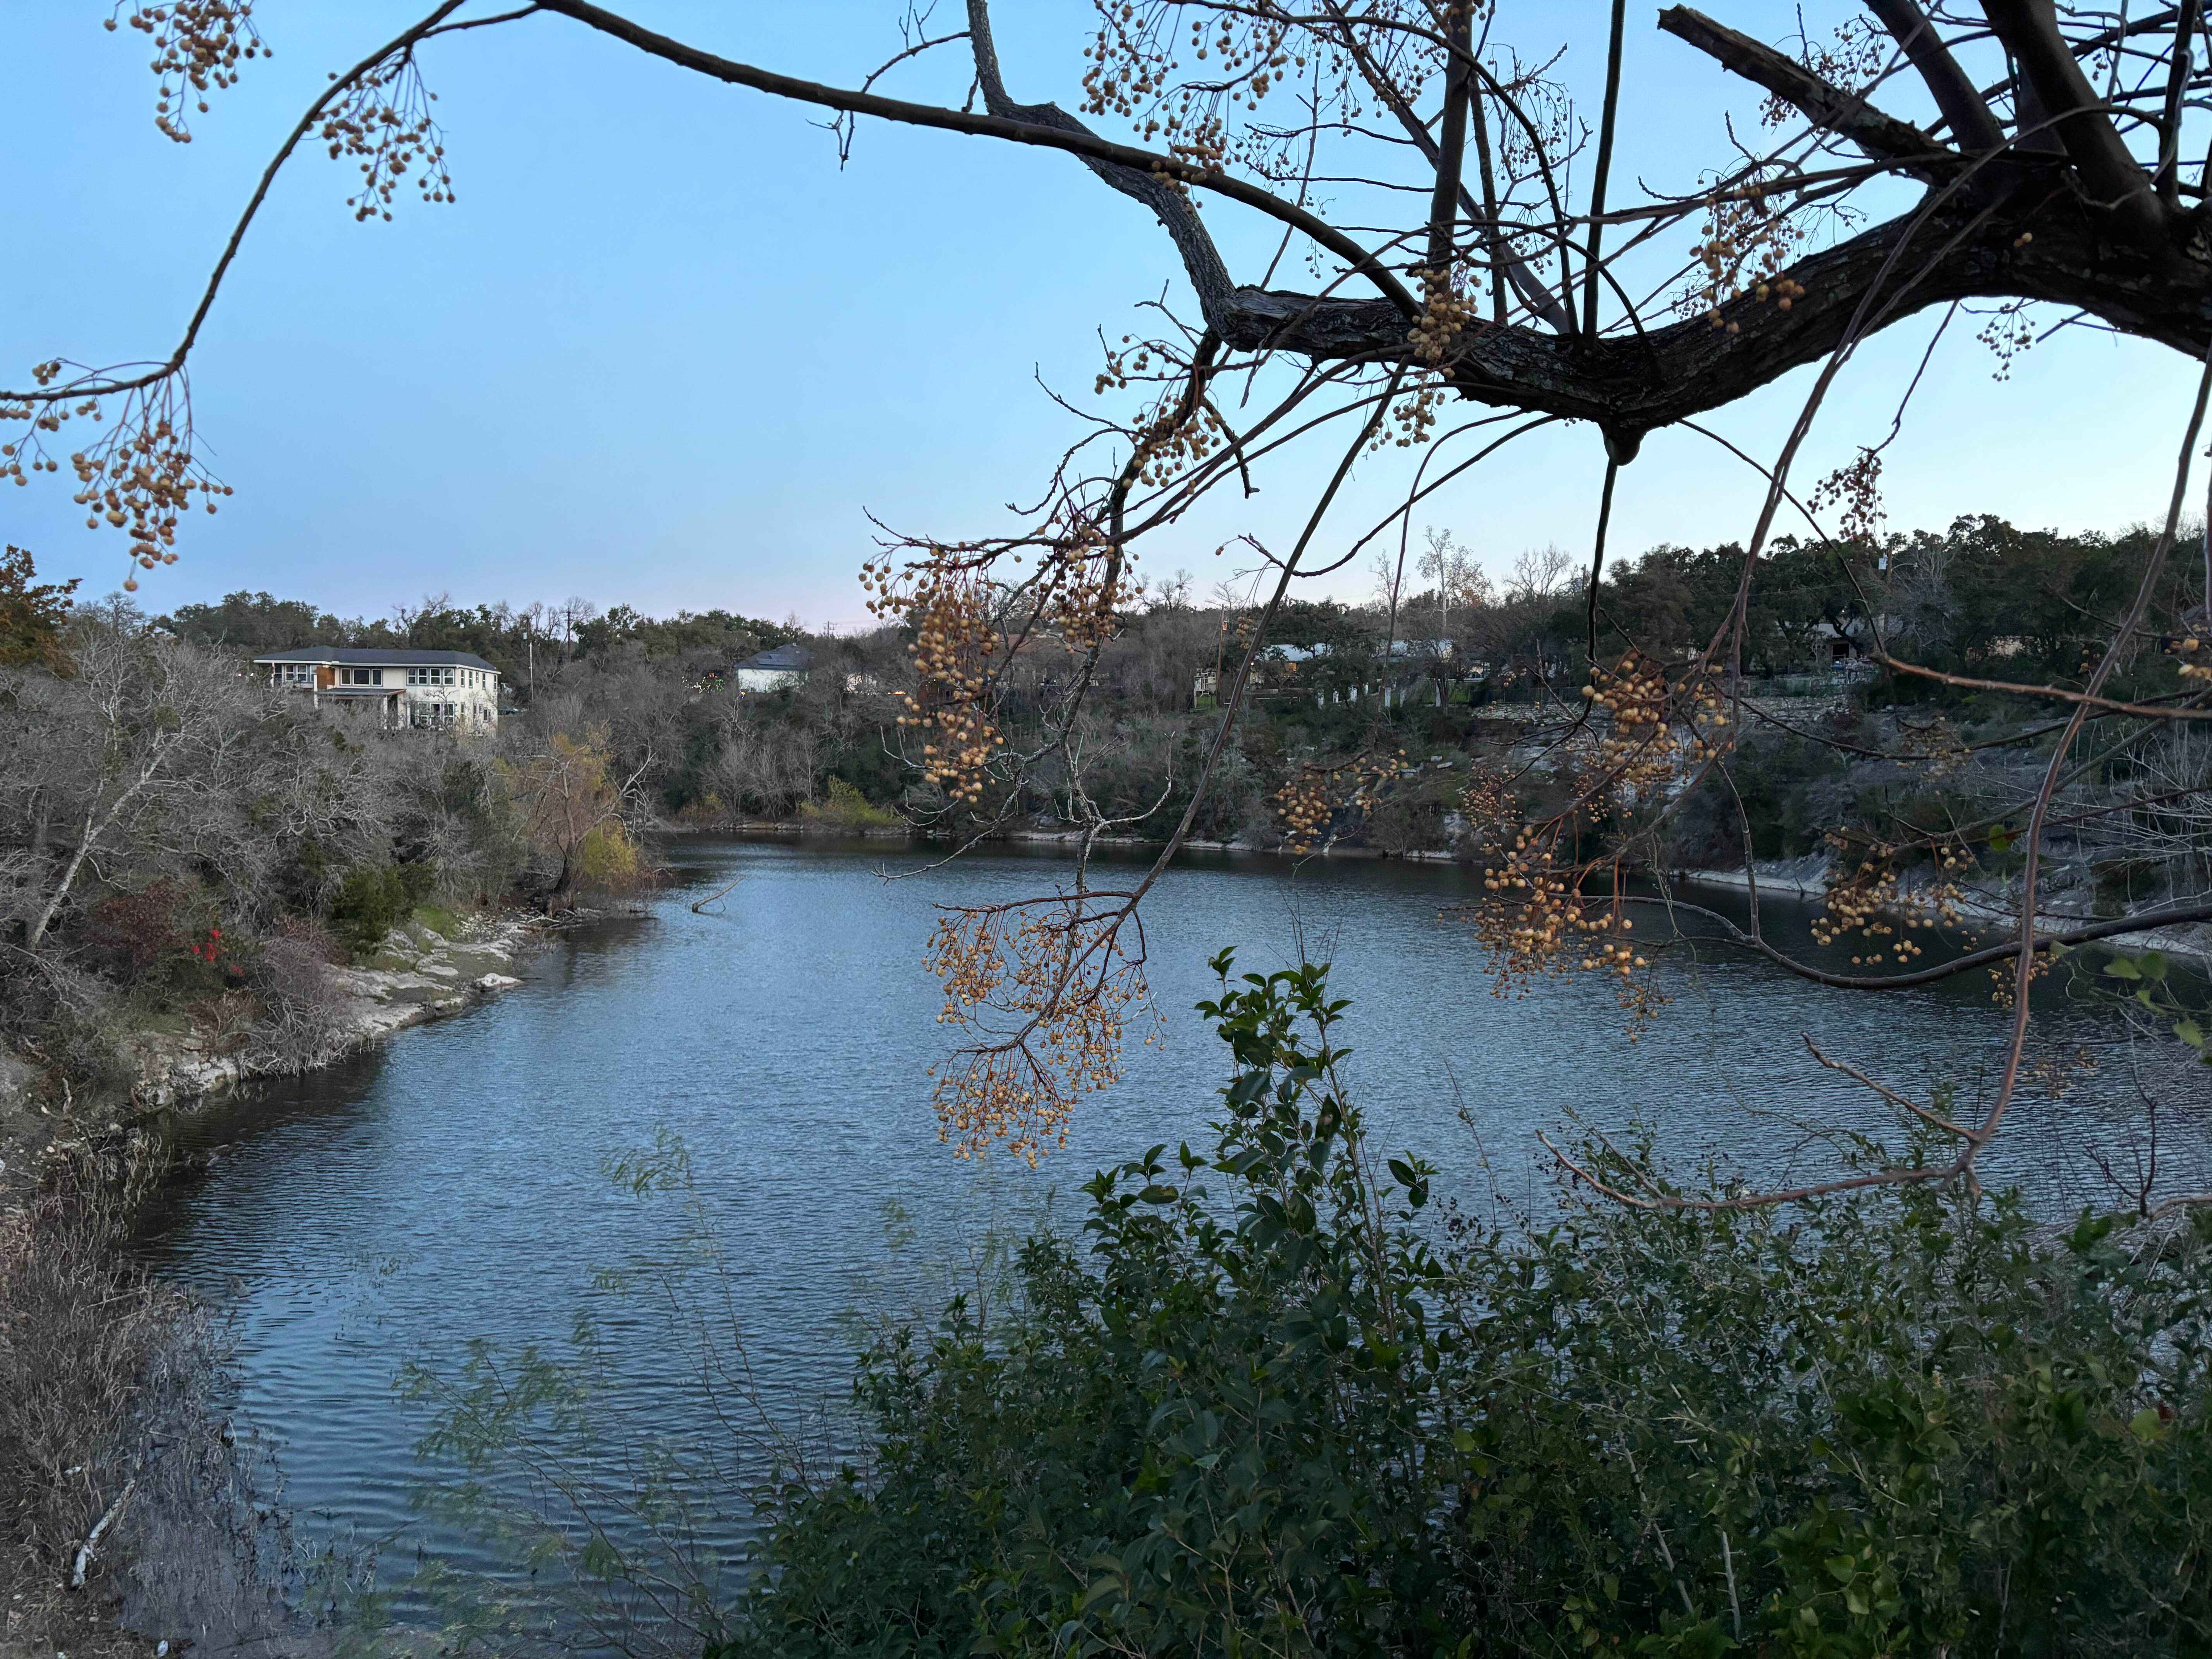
[328,861,438,953]
[799,778,905,833]
[718,958,2212,1658]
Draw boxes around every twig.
[70,1479,136,1590]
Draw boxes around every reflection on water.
[129,838,2192,1638]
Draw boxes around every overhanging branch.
[964,0,1237,331]
[1984,0,2169,244]
[530,0,1417,317]
[1222,185,2212,450]
[1658,6,1960,180]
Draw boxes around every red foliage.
[77,880,191,975]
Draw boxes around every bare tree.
[4,619,270,950]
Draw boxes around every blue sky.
[3,2,2203,627]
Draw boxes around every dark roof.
[252,647,498,673]
[733,644,814,673]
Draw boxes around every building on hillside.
[731,643,814,693]
[253,647,501,730]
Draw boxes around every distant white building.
[253,647,501,730]
[731,643,814,693]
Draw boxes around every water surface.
[132,838,2182,1640]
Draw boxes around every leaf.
[1825,1554,1858,1584]
[2104,957,2142,981]
[1988,825,2014,852]
[2174,1018,2206,1053]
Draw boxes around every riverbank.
[1672,855,2212,963]
[1,912,539,1208]
[0,911,541,1659]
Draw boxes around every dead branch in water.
[690,876,743,914]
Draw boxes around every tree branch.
[1316,0,1573,331]
[964,0,1235,330]
[1583,0,1630,337]
[1424,3,1474,280]
[1657,7,1960,179]
[1863,0,2008,155]
[1219,183,2212,450]
[527,0,1417,316]
[0,2,470,405]
[1984,0,2169,244]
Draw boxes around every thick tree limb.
[1423,3,1474,279]
[1864,0,2009,155]
[1658,7,1958,179]
[1220,191,2212,452]
[1984,0,2170,244]
[1583,0,1630,338]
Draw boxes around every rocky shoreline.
[0,912,545,1659]
[0,912,541,1212]
[1671,856,2212,963]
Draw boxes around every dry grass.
[0,1137,307,1659]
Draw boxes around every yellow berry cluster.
[1408,266,1473,369]
[1810,839,1971,967]
[866,555,1006,809]
[319,51,455,221]
[1081,4,1296,156]
[1690,181,1808,330]
[924,900,1153,1166]
[105,0,265,144]
[2,372,230,587]
[1986,943,2062,1010]
[1271,747,1399,854]
[1578,654,1732,797]
[1976,299,2039,381]
[1810,445,1885,546]
[1455,763,1516,850]
[1472,824,1663,1032]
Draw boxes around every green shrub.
[718,957,2212,1658]
[327,862,436,953]
[798,778,905,833]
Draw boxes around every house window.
[340,667,380,686]
[279,663,313,685]
[407,665,457,687]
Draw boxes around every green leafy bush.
[798,777,905,832]
[327,862,436,953]
[718,957,2212,1657]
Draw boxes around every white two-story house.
[253,647,502,731]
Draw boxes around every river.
[129,836,2182,1648]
